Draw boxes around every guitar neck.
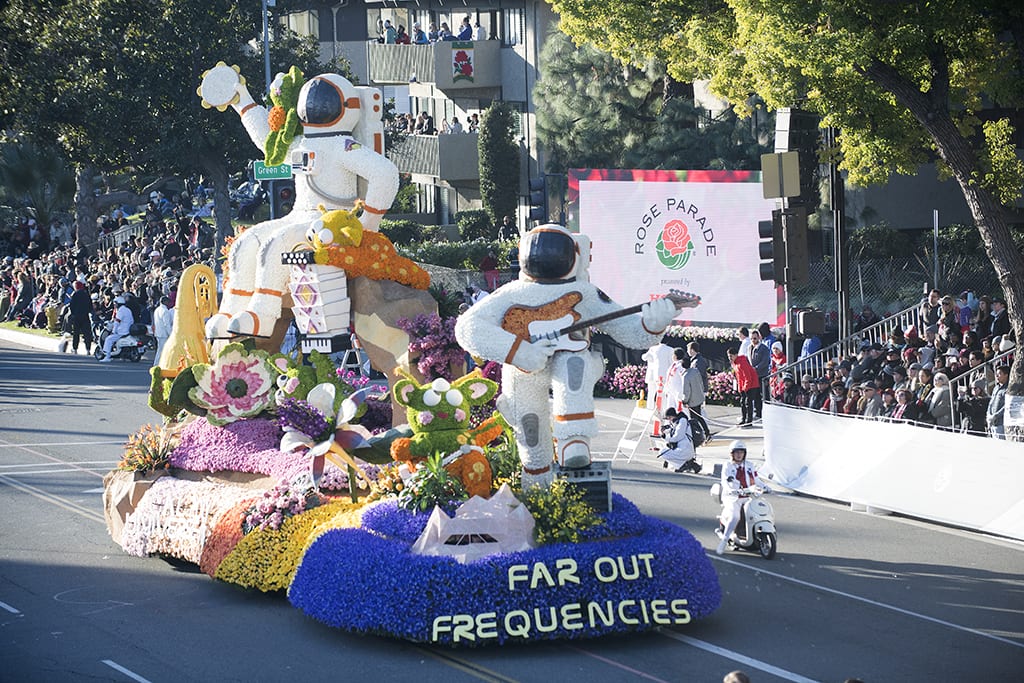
[556,303,644,338]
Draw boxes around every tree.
[0,0,345,253]
[534,31,655,173]
[0,140,76,228]
[478,101,520,227]
[551,0,1024,429]
[534,29,770,174]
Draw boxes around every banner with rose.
[452,42,474,83]
[568,169,783,327]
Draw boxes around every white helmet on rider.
[729,440,747,457]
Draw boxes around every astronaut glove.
[641,296,678,333]
[514,339,557,372]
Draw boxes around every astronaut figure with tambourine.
[455,225,700,488]
[197,63,399,338]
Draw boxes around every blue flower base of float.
[288,495,721,645]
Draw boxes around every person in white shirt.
[151,296,175,367]
[717,440,770,554]
[474,21,486,40]
[100,295,134,362]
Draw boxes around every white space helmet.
[519,224,579,282]
[297,74,361,137]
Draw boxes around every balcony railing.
[368,40,501,91]
[389,133,479,181]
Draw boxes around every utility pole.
[826,126,849,340]
[263,0,276,219]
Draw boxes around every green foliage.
[478,101,520,226]
[0,140,75,226]
[429,283,465,319]
[517,479,601,545]
[486,425,522,491]
[456,209,493,240]
[847,223,916,260]
[534,30,655,173]
[398,237,504,270]
[396,452,469,513]
[389,172,419,213]
[381,218,422,246]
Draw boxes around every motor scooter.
[93,321,151,363]
[710,483,777,559]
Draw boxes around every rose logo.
[655,219,694,270]
[453,48,474,82]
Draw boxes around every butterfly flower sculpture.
[278,383,374,491]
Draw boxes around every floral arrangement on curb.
[597,363,647,399]
[706,370,740,405]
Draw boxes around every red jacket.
[731,355,760,392]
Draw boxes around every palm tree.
[0,140,76,228]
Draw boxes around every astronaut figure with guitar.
[455,224,701,488]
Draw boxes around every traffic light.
[758,208,809,286]
[528,177,547,223]
[758,210,785,285]
[271,179,295,218]
[782,207,809,286]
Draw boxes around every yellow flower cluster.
[518,479,600,545]
[215,499,366,592]
[319,232,430,290]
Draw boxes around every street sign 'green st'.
[253,161,293,181]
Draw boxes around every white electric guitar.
[501,289,702,353]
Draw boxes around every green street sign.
[253,160,293,181]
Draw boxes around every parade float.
[101,64,720,645]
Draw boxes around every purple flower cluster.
[243,480,319,533]
[169,417,307,481]
[277,397,332,442]
[288,499,722,644]
[598,364,647,399]
[396,313,466,381]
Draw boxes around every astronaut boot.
[227,290,284,338]
[205,313,233,339]
[559,439,592,469]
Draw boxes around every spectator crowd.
[1,189,216,360]
[727,290,1014,439]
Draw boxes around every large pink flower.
[661,219,692,256]
[189,344,275,426]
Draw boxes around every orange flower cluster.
[220,228,247,281]
[318,232,430,290]
[268,105,286,132]
[199,497,257,577]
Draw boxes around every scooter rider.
[99,295,134,363]
[717,440,770,554]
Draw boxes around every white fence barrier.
[761,403,1024,541]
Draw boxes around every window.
[502,8,524,47]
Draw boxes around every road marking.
[0,600,21,614]
[660,631,819,682]
[101,659,152,683]
[567,645,672,682]
[0,442,126,449]
[712,555,1024,650]
[0,474,105,524]
[415,646,519,682]
[0,460,121,466]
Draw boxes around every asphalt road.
[1,338,1021,682]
